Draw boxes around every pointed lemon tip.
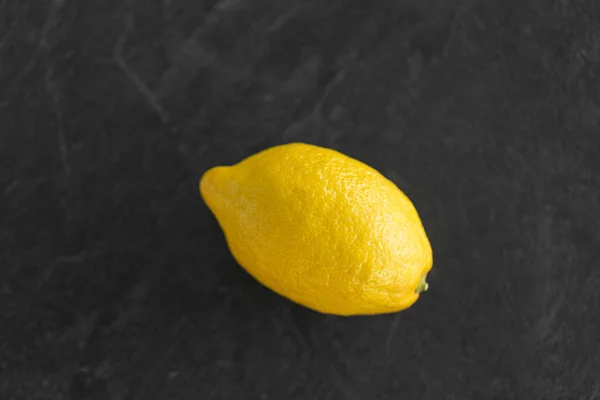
[200,167,227,191]
[200,166,229,198]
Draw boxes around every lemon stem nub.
[416,276,429,294]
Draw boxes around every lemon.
[200,143,433,316]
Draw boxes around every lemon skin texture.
[200,143,433,316]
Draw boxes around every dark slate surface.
[2,1,600,399]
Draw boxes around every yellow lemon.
[200,143,433,316]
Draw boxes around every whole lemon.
[200,143,433,316]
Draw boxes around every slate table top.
[1,1,599,399]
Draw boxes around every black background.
[1,1,600,399]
